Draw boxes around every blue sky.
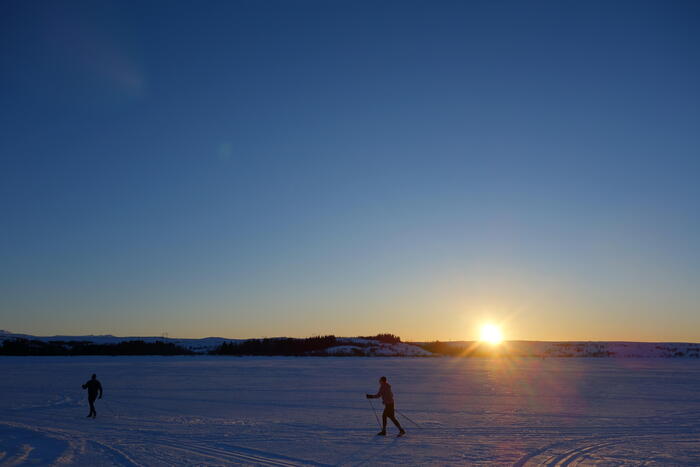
[1,1,699,340]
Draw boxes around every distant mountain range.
[1,330,698,357]
[0,330,234,353]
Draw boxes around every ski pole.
[396,409,421,428]
[367,398,382,430]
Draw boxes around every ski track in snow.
[1,357,699,466]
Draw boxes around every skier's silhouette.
[366,376,405,436]
[82,374,103,418]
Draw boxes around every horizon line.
[2,330,699,345]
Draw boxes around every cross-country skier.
[82,374,103,418]
[366,376,406,437]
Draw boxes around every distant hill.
[0,330,233,354]
[2,331,698,357]
[419,340,700,358]
[0,331,427,356]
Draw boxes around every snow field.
[0,356,699,465]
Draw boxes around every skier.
[366,376,406,437]
[82,374,103,418]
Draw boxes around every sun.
[480,324,503,345]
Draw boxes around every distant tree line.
[0,338,193,356]
[211,334,404,356]
[212,335,339,356]
[1,333,410,357]
[359,333,401,344]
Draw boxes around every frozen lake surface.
[1,356,699,466]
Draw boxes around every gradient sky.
[2,1,699,341]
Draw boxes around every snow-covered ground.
[1,357,699,466]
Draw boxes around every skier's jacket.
[82,379,102,399]
[372,382,394,405]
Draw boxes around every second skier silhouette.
[366,376,406,437]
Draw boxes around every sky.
[1,0,699,342]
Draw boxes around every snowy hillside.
[325,339,432,356]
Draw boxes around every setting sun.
[480,324,503,345]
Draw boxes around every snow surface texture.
[1,357,699,466]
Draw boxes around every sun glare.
[480,324,503,345]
